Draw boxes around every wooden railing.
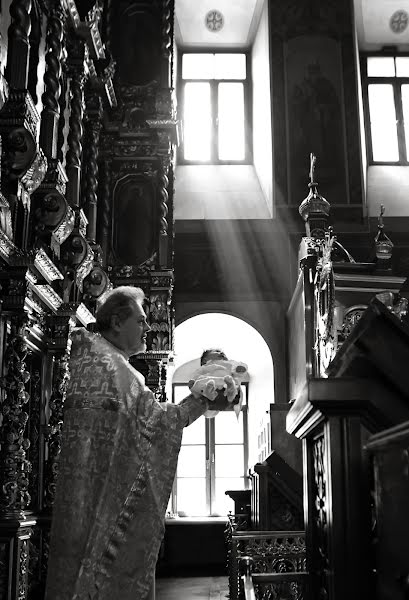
[228,529,306,600]
[241,556,309,600]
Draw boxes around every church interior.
[0,0,409,598]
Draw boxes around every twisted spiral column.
[40,1,66,159]
[161,0,173,87]
[66,69,85,207]
[99,158,112,265]
[6,0,32,89]
[83,93,103,243]
[158,163,169,268]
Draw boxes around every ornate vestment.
[45,328,207,600]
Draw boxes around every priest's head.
[95,286,151,357]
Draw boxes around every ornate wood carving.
[158,161,169,268]
[40,0,67,159]
[43,348,70,508]
[0,314,31,518]
[311,433,330,599]
[27,364,42,512]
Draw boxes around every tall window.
[169,383,249,517]
[179,52,250,163]
[363,54,409,164]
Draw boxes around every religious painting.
[112,174,157,266]
[286,35,348,205]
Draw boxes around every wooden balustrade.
[228,530,306,600]
[240,555,309,600]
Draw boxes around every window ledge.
[165,516,228,525]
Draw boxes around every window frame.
[361,51,409,165]
[169,381,249,517]
[177,49,252,165]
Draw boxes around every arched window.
[167,312,274,518]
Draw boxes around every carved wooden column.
[83,91,102,243]
[0,313,36,600]
[40,0,65,159]
[66,40,85,208]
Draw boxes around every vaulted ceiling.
[175,0,409,50]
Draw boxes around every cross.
[309,152,316,184]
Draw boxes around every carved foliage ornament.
[0,315,32,516]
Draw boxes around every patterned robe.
[45,328,207,600]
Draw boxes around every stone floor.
[155,575,229,600]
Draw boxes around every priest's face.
[117,301,151,356]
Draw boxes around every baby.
[188,348,246,418]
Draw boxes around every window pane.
[402,85,409,159]
[367,57,395,77]
[215,445,244,477]
[177,478,207,516]
[183,82,211,160]
[178,445,206,477]
[396,57,409,77]
[214,54,246,79]
[218,82,245,160]
[368,84,399,161]
[182,416,206,445]
[213,477,246,516]
[182,54,214,79]
[215,411,244,444]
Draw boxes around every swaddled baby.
[188,349,247,418]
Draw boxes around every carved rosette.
[0,314,32,517]
[43,349,70,508]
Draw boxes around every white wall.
[174,164,271,219]
[251,0,273,216]
[367,166,409,218]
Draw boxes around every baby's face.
[204,352,226,364]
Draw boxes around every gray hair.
[95,286,145,332]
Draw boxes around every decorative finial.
[299,153,330,238]
[309,152,316,186]
[375,204,393,268]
